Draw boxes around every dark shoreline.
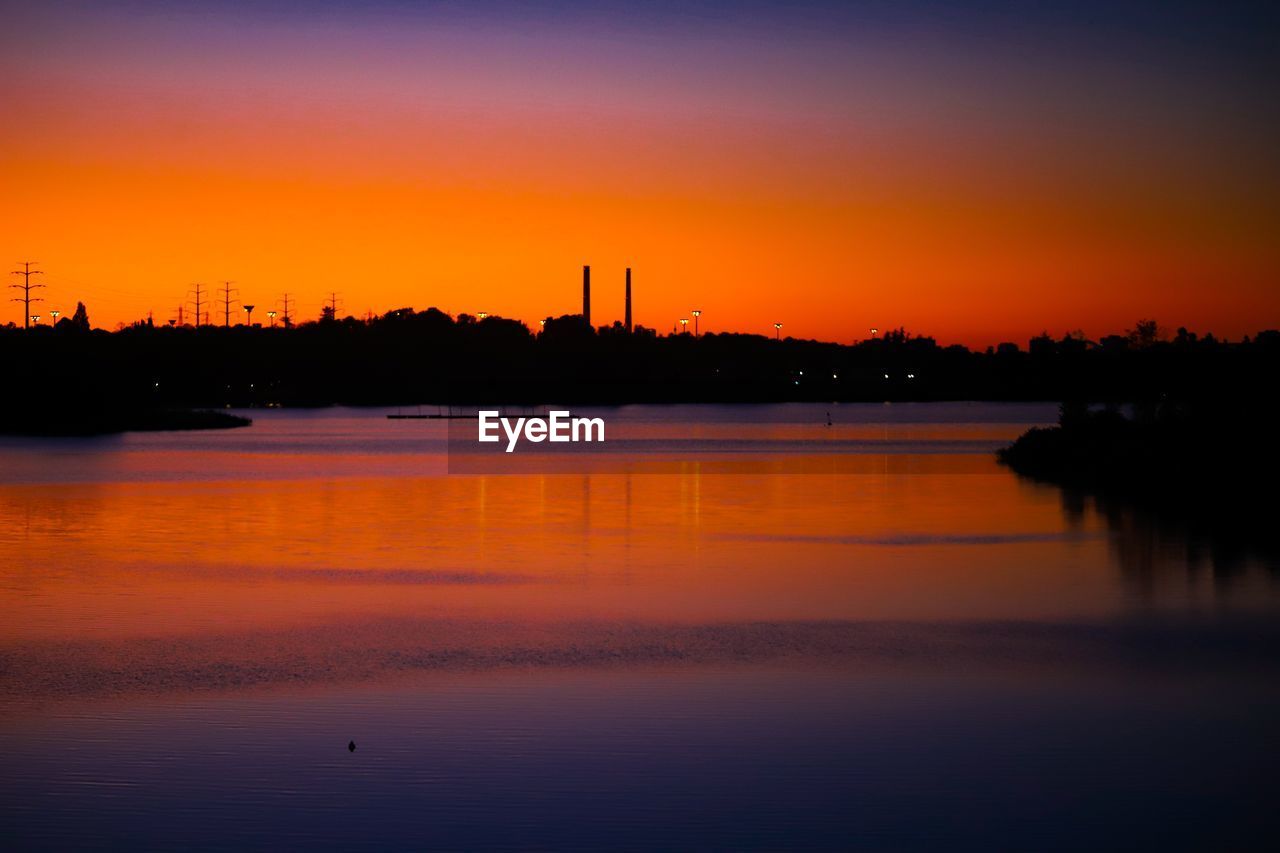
[0,408,252,437]
[998,403,1279,556]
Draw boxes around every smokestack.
[582,265,591,328]
[624,267,632,333]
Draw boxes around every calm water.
[2,403,1278,850]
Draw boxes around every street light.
[478,311,488,320]
[244,304,255,325]
[267,310,277,328]
[691,309,701,337]
[774,322,782,340]
[30,314,41,325]
[680,318,689,334]
[870,327,878,339]
[49,310,60,324]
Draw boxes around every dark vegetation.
[1,302,260,434]
[1000,396,1280,556]
[4,306,1277,409]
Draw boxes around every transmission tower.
[279,292,294,328]
[9,262,45,329]
[218,280,239,326]
[187,283,207,328]
[324,291,342,321]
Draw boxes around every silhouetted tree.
[70,301,90,332]
[1127,319,1160,347]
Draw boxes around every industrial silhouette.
[624,267,632,334]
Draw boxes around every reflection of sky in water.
[2,404,1278,848]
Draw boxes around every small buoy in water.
[348,740,356,752]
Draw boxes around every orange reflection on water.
[2,458,1106,648]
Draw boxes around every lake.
[2,403,1278,850]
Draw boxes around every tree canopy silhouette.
[2,305,1276,408]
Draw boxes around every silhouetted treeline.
[1000,395,1280,556]
[3,306,1279,410]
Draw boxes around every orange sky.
[2,2,1277,346]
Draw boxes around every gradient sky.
[2,0,1277,345]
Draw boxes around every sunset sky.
[2,0,1277,346]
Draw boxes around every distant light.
[907,373,915,379]
[832,373,838,380]
[883,373,889,379]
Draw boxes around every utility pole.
[280,293,293,328]
[187,283,206,328]
[218,281,239,326]
[9,262,44,329]
[325,291,341,321]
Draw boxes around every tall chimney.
[624,267,632,333]
[582,265,591,327]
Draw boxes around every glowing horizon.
[2,1,1277,347]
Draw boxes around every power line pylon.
[218,280,239,327]
[187,283,207,328]
[324,291,342,321]
[9,262,45,329]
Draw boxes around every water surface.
[2,403,1278,849]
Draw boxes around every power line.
[279,292,293,328]
[218,280,239,327]
[186,283,207,328]
[9,261,45,329]
[324,291,342,321]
